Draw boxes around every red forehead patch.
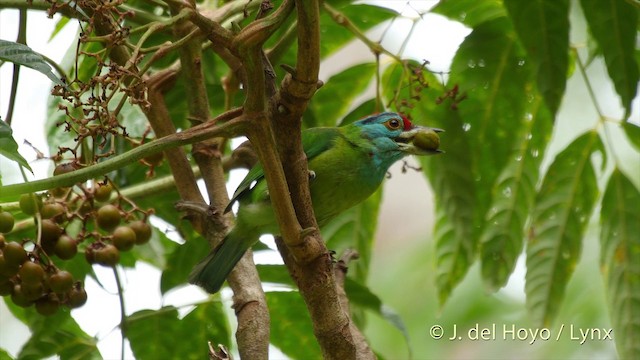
[401,115,413,131]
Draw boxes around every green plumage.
[189,112,442,293]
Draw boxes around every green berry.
[95,244,120,267]
[54,235,78,260]
[96,204,121,231]
[0,212,15,233]
[3,242,27,268]
[413,129,440,151]
[66,283,87,308]
[48,270,74,294]
[94,183,113,203]
[129,221,152,245]
[112,226,136,251]
[19,193,42,216]
[36,293,60,316]
[41,203,65,220]
[19,261,45,284]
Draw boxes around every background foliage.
[0,0,638,358]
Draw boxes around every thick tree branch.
[268,0,375,358]
[170,4,271,356]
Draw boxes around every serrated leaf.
[600,168,640,359]
[432,0,506,27]
[127,302,231,360]
[382,60,477,305]
[323,188,382,281]
[525,131,602,327]
[307,63,377,127]
[504,0,570,115]
[448,17,533,242]
[4,302,99,360]
[422,110,476,305]
[622,122,640,152]
[0,40,64,86]
[0,119,32,172]
[480,97,553,291]
[580,0,639,116]
[267,291,322,359]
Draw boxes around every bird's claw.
[329,250,337,263]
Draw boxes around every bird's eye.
[385,118,402,130]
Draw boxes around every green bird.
[189,112,442,293]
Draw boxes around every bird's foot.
[299,227,316,239]
[329,250,337,263]
[308,170,316,181]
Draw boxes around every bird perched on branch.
[189,112,443,293]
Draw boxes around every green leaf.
[323,187,382,281]
[580,0,639,116]
[256,264,294,287]
[338,98,377,126]
[49,16,71,41]
[344,278,411,354]
[160,237,210,293]
[0,348,13,360]
[4,302,100,360]
[422,109,476,305]
[382,60,477,305]
[0,119,32,172]
[480,97,553,291]
[622,121,640,152]
[504,0,570,115]
[307,63,377,128]
[267,291,322,359]
[130,226,177,269]
[448,17,533,243]
[600,168,640,359]
[526,131,602,327]
[127,302,231,360]
[0,40,64,86]
[432,0,506,27]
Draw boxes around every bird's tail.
[188,230,250,294]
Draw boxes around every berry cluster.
[0,166,152,315]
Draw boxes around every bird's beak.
[395,126,444,155]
